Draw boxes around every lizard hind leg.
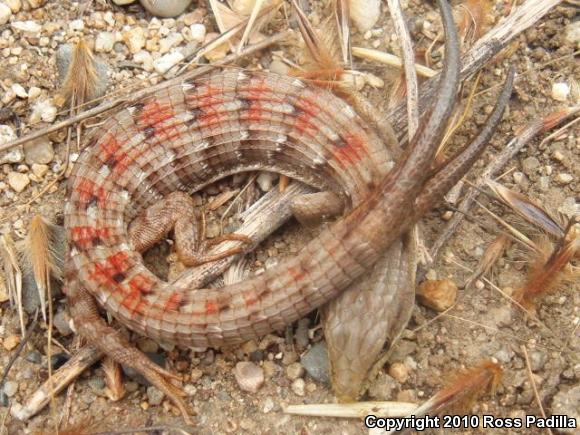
[65,276,195,424]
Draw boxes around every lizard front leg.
[289,191,345,227]
[128,191,251,266]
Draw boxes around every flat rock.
[24,136,54,164]
[301,341,330,384]
[233,361,264,393]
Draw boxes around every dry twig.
[386,0,419,136]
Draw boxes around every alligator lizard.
[63,0,514,421]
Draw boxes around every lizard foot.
[67,281,195,424]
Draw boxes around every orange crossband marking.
[107,251,131,272]
[99,133,123,164]
[333,133,367,167]
[164,292,183,311]
[287,265,305,282]
[197,109,223,127]
[127,273,155,295]
[88,251,132,289]
[150,121,182,143]
[245,100,264,123]
[197,85,224,106]
[120,290,150,317]
[242,290,258,307]
[294,112,316,135]
[205,300,219,315]
[75,178,107,207]
[71,226,112,249]
[137,100,184,144]
[137,100,175,127]
[88,262,119,288]
[294,95,320,116]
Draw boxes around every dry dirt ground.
[0,0,578,434]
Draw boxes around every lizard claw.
[131,355,194,424]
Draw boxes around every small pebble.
[233,361,264,393]
[50,353,70,370]
[136,337,159,353]
[11,21,42,38]
[262,396,275,413]
[189,23,206,43]
[301,341,330,384]
[0,3,13,25]
[53,310,73,336]
[528,350,547,372]
[286,362,305,381]
[95,32,116,52]
[140,0,192,18]
[2,381,18,397]
[190,368,203,383]
[368,372,397,400]
[28,87,41,100]
[241,340,258,355]
[291,378,305,396]
[29,99,57,124]
[123,27,146,53]
[0,391,8,407]
[88,377,105,391]
[24,136,54,165]
[68,19,84,31]
[552,150,565,162]
[5,0,21,13]
[388,362,409,383]
[0,125,23,164]
[522,156,540,175]
[556,173,573,185]
[551,82,570,102]
[416,278,457,312]
[262,361,280,378]
[159,33,184,53]
[2,335,20,351]
[184,384,196,396]
[7,172,30,192]
[12,83,27,98]
[133,50,154,71]
[565,21,580,46]
[146,386,165,406]
[153,51,184,74]
[31,163,49,179]
[488,305,512,327]
[25,351,42,364]
[257,172,276,192]
[425,269,437,280]
[28,0,46,7]
[125,381,139,393]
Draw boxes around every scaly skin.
[64,0,513,422]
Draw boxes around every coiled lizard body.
[63,0,514,421]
